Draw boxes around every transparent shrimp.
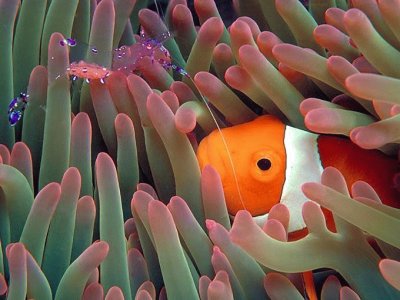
[8,92,29,126]
[111,29,173,76]
[58,29,178,81]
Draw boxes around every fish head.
[197,115,287,217]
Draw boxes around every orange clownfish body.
[197,115,400,233]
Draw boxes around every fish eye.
[257,158,271,171]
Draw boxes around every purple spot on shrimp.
[7,93,29,126]
[66,38,77,47]
[60,38,77,47]
[9,111,21,126]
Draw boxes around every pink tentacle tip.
[175,106,196,133]
[340,286,361,300]
[263,219,287,239]
[304,109,323,128]
[105,286,124,300]
[390,103,400,116]
[212,245,221,254]
[301,182,315,197]
[349,126,362,140]
[379,258,400,288]
[5,243,16,258]
[230,19,252,38]
[238,44,258,60]
[167,196,180,209]
[344,8,367,25]
[350,126,381,149]
[205,219,217,231]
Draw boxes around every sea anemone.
[0,0,399,299]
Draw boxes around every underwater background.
[0,0,399,299]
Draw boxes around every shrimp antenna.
[157,18,246,211]
[153,0,165,24]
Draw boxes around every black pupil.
[257,158,271,171]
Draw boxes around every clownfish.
[197,115,400,234]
